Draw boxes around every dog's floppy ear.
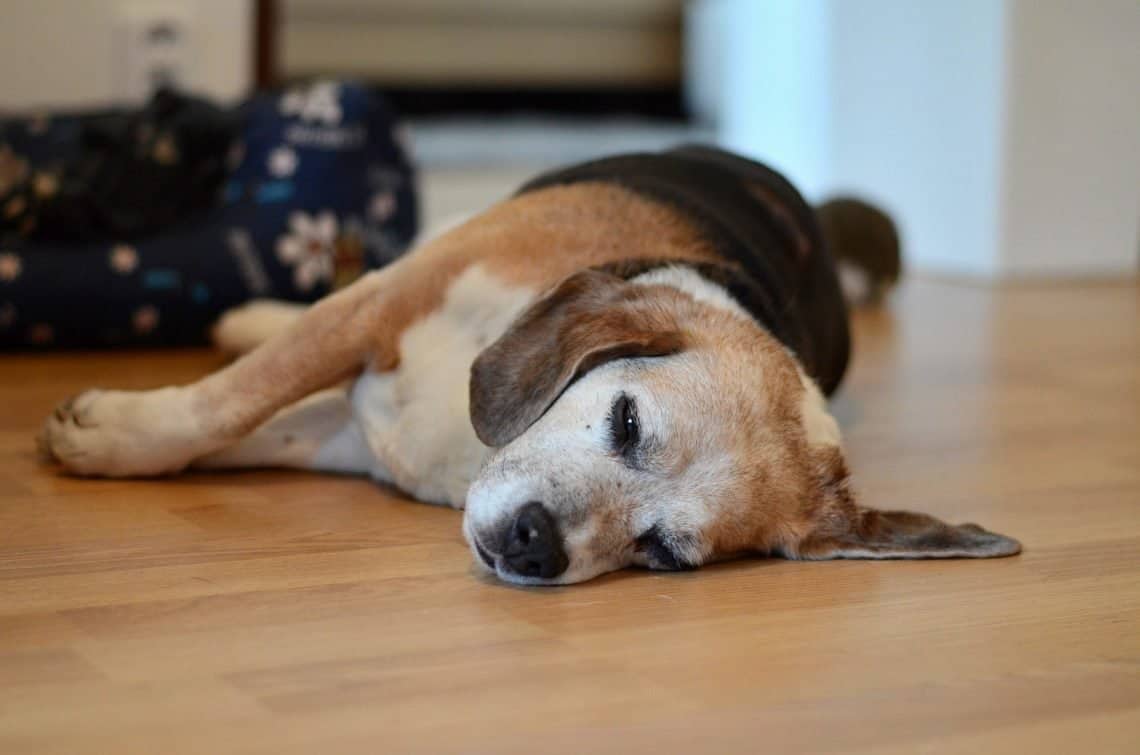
[470,269,684,447]
[792,448,1021,559]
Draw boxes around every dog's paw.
[40,388,205,477]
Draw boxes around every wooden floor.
[1,279,1138,754]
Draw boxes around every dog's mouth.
[473,538,497,569]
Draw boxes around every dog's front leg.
[40,261,412,478]
[190,388,380,476]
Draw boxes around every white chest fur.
[350,265,536,508]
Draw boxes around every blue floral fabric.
[0,81,417,348]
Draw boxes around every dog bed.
[0,81,416,348]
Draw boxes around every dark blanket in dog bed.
[0,81,416,348]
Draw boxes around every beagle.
[39,146,1020,584]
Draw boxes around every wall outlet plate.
[115,4,195,102]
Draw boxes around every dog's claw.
[53,394,82,421]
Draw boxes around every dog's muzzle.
[476,501,569,580]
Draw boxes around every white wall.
[717,0,832,199]
[704,0,1140,279]
[998,0,1140,277]
[828,0,1010,277]
[0,0,253,110]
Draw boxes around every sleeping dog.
[40,147,1020,584]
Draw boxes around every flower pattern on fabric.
[151,134,180,165]
[280,81,343,126]
[3,195,26,220]
[133,305,159,334]
[268,146,298,178]
[109,244,139,274]
[28,322,53,344]
[368,190,396,222]
[0,252,22,282]
[32,171,59,200]
[0,145,30,196]
[1,80,417,349]
[276,211,337,291]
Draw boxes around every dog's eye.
[635,525,694,571]
[608,394,639,453]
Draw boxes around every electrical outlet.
[115,5,194,102]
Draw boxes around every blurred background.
[0,0,1137,349]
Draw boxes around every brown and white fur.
[39,180,1019,585]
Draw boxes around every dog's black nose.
[501,502,569,579]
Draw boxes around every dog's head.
[464,267,1019,584]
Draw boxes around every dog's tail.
[211,299,307,355]
[816,198,902,306]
